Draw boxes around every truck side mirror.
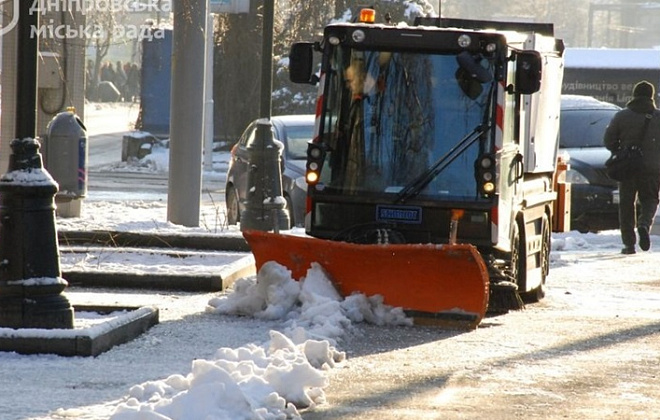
[289,42,318,85]
[515,51,542,94]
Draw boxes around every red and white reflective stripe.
[312,72,325,144]
[491,81,506,243]
[494,80,505,150]
[491,205,498,244]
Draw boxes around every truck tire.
[520,213,549,303]
[509,217,526,292]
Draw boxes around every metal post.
[203,13,214,172]
[15,1,37,139]
[167,0,208,227]
[239,0,289,232]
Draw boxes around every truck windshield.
[318,47,495,201]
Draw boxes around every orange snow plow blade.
[243,230,490,329]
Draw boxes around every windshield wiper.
[395,124,488,204]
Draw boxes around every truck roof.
[416,17,554,36]
[565,48,660,70]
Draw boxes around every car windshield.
[285,125,314,160]
[560,109,617,148]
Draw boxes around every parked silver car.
[225,115,315,228]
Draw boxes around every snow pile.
[110,261,411,419]
[208,261,412,343]
[110,329,333,420]
[138,143,170,172]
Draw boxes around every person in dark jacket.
[604,81,660,254]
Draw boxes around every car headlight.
[565,168,590,185]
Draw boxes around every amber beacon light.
[359,8,376,23]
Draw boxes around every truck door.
[493,55,524,252]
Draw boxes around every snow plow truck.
[243,9,568,329]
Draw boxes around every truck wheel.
[541,213,551,278]
[521,213,549,303]
[226,185,240,225]
[509,217,526,291]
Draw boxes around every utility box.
[138,28,173,137]
[42,110,88,217]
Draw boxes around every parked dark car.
[559,95,621,232]
[225,115,315,228]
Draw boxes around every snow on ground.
[2,102,658,419]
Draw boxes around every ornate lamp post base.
[0,138,73,329]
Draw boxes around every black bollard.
[0,138,73,329]
[239,119,290,232]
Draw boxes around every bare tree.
[213,3,263,141]
[271,2,334,115]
